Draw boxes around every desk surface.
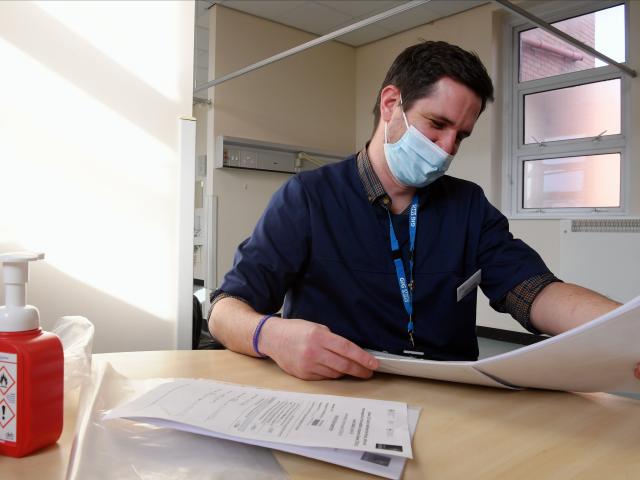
[4,349,640,479]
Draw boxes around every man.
[209,41,640,382]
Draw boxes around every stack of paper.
[106,379,421,479]
[373,293,640,393]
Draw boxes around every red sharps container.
[0,252,63,457]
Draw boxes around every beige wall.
[0,1,195,352]
[208,6,356,285]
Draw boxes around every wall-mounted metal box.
[215,136,346,174]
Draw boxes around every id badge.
[456,269,481,302]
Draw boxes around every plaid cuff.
[493,273,563,334]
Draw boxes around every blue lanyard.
[387,195,418,347]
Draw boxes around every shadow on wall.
[0,246,175,354]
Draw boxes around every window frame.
[501,0,631,219]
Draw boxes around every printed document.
[106,379,420,479]
[373,292,640,393]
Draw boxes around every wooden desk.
[3,350,640,479]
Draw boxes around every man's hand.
[531,283,640,382]
[210,298,378,380]
[259,317,379,380]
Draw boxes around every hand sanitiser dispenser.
[0,252,63,457]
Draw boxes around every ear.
[379,85,401,123]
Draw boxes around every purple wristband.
[252,314,274,358]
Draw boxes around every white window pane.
[519,4,625,82]
[524,79,620,144]
[594,6,626,67]
[523,154,620,209]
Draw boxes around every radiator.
[559,219,640,303]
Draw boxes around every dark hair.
[372,40,494,129]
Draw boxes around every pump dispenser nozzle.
[0,252,44,332]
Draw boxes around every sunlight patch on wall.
[0,36,178,320]
[34,0,183,102]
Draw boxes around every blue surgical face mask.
[383,106,454,188]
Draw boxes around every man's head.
[372,41,494,131]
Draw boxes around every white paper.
[106,378,414,458]
[371,293,640,394]
[147,406,421,480]
[476,294,640,393]
[371,350,516,389]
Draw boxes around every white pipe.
[177,117,196,350]
[493,0,636,78]
[521,37,583,62]
[205,195,218,293]
[194,0,431,93]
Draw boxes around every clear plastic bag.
[51,315,95,390]
[66,362,288,480]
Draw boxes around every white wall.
[0,1,195,352]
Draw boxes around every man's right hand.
[259,317,379,380]
[209,297,378,381]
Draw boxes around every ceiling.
[194,0,486,90]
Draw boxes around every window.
[502,1,630,217]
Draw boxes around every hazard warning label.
[0,353,17,443]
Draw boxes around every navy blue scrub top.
[215,156,552,360]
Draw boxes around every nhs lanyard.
[387,195,418,347]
